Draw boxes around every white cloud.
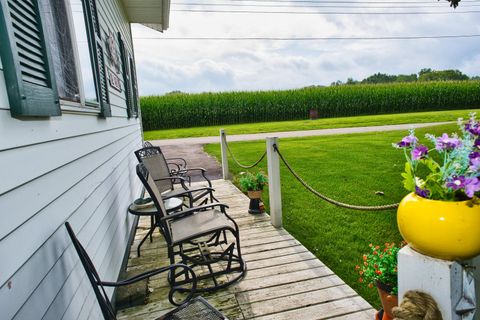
[132,6,480,95]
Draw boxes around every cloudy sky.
[131,1,480,95]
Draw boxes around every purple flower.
[469,152,480,171]
[470,151,480,159]
[464,177,480,198]
[465,121,480,136]
[435,133,461,151]
[397,135,417,148]
[415,186,430,198]
[411,145,428,160]
[446,176,466,190]
[475,138,480,150]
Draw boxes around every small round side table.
[128,197,183,256]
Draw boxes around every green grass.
[204,123,460,308]
[144,109,479,140]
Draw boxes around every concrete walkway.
[151,121,451,146]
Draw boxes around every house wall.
[0,0,143,319]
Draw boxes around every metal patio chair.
[136,163,246,292]
[64,222,231,320]
[143,141,188,175]
[135,146,218,206]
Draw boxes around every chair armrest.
[166,157,188,167]
[162,187,215,200]
[154,176,187,183]
[176,168,212,188]
[161,203,229,222]
[167,162,182,172]
[177,167,206,174]
[100,264,196,306]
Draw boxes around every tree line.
[330,69,480,86]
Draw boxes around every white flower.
[415,177,425,188]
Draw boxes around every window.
[0,0,110,117]
[42,0,80,103]
[79,0,111,116]
[43,0,99,106]
[70,0,98,104]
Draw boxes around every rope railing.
[273,144,400,211]
[224,135,267,169]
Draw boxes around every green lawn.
[204,123,460,308]
[143,109,478,140]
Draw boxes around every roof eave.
[122,0,170,32]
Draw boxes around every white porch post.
[220,129,229,180]
[398,246,477,320]
[266,137,282,228]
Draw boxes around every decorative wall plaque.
[108,69,122,92]
[105,31,120,73]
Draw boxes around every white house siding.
[0,0,144,319]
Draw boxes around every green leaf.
[401,162,415,192]
[422,158,441,174]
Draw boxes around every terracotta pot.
[376,282,398,320]
[397,192,480,260]
[247,190,262,199]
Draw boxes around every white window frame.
[58,0,101,114]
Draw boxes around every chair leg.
[149,216,154,242]
[168,229,247,293]
[137,225,155,257]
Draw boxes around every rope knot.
[393,291,443,320]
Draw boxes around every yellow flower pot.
[397,193,480,261]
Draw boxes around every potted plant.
[239,171,268,214]
[356,243,403,320]
[394,114,480,260]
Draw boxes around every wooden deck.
[117,179,376,320]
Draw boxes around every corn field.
[140,81,480,131]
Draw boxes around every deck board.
[117,179,375,320]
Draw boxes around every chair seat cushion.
[169,209,235,244]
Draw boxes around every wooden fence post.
[220,129,229,180]
[266,137,282,228]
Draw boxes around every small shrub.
[238,171,268,192]
[355,242,404,295]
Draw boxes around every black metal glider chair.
[135,146,218,206]
[136,163,246,292]
[65,222,227,320]
[143,141,188,175]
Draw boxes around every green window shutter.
[82,0,110,117]
[0,0,60,117]
[118,32,133,118]
[129,56,139,118]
